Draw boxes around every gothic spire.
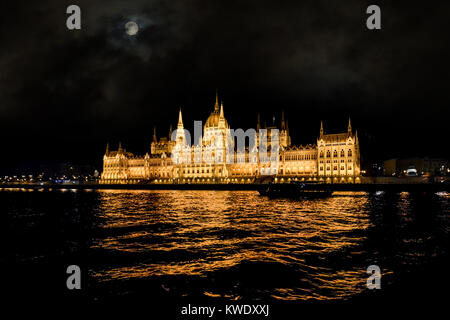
[178,108,184,128]
[348,117,352,133]
[212,89,219,113]
[153,127,157,143]
[286,120,290,146]
[219,101,224,118]
[257,113,261,131]
[105,143,109,156]
[176,108,186,144]
[320,120,324,137]
[281,110,286,131]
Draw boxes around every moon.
[125,21,139,36]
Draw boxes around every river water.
[1,189,449,309]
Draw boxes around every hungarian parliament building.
[100,93,361,184]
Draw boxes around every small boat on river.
[258,182,332,199]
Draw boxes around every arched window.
[341,149,345,157]
[320,151,324,158]
[348,149,352,157]
[326,150,331,158]
[333,150,338,157]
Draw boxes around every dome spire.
[178,108,183,128]
[214,89,220,113]
[218,101,226,128]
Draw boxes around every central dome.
[204,92,229,129]
[205,112,228,128]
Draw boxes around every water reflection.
[90,191,378,300]
[2,189,448,302]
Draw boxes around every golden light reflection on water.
[90,190,377,301]
[1,188,447,301]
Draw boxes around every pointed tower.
[280,110,287,147]
[348,117,352,134]
[256,113,261,148]
[286,120,291,146]
[105,143,110,156]
[153,127,157,143]
[168,124,173,139]
[118,141,123,153]
[176,108,186,144]
[151,127,158,155]
[320,120,324,138]
[214,89,220,113]
[177,108,184,129]
[219,101,225,128]
[220,101,224,118]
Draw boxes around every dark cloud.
[0,0,449,173]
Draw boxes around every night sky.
[0,0,449,174]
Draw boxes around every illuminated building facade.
[100,93,360,184]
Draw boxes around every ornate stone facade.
[100,93,360,184]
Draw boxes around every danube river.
[1,189,449,309]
